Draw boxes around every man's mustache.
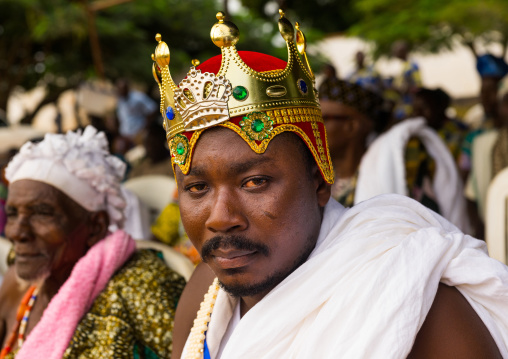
[201,235,270,262]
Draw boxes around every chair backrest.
[135,240,194,281]
[485,167,508,264]
[123,175,177,223]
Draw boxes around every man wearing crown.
[152,11,508,359]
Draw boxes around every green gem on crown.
[176,142,186,155]
[170,134,189,165]
[232,86,248,100]
[240,111,273,141]
[251,119,265,133]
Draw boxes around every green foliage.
[350,0,508,57]
[0,0,327,115]
[239,0,359,34]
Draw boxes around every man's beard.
[201,234,316,298]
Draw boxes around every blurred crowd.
[319,41,508,240]
[0,13,507,354]
[0,40,507,268]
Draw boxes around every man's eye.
[243,178,268,188]
[187,183,208,193]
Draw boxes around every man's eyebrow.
[228,156,273,175]
[187,156,273,177]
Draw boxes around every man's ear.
[87,210,110,247]
[312,163,332,208]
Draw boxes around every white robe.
[186,194,508,359]
[355,118,469,233]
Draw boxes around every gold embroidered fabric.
[64,249,185,358]
[6,249,185,359]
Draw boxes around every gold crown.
[151,10,319,140]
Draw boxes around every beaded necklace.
[185,278,220,359]
[0,286,39,359]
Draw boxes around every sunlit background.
[1,0,507,135]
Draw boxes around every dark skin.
[480,76,501,120]
[176,128,330,315]
[408,283,501,358]
[171,262,215,359]
[355,50,365,70]
[0,180,109,351]
[172,127,501,358]
[412,95,446,131]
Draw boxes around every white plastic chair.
[135,240,194,281]
[123,175,177,223]
[485,167,508,264]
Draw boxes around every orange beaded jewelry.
[0,286,39,359]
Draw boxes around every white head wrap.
[5,126,127,228]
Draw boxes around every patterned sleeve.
[63,250,186,359]
[118,250,186,358]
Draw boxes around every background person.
[116,79,158,143]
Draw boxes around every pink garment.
[17,230,136,359]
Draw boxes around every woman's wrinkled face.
[5,180,91,282]
[176,128,329,299]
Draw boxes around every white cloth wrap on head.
[5,126,127,228]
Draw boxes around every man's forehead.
[187,155,274,178]
[176,127,295,178]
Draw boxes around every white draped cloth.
[190,194,508,359]
[354,117,469,233]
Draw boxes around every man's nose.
[205,189,247,234]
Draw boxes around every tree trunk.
[0,88,8,114]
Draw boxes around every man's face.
[5,180,91,282]
[412,96,433,122]
[176,128,328,298]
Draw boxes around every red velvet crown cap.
[197,51,288,74]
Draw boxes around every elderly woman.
[0,127,185,358]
